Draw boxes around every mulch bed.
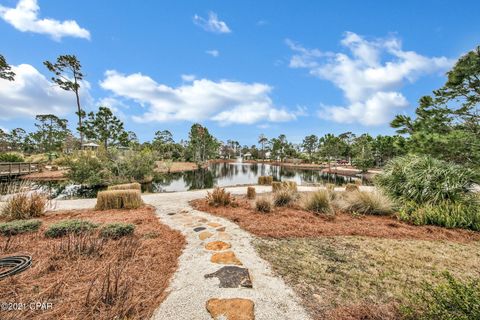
[191,197,480,243]
[0,206,185,320]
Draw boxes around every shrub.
[273,188,295,207]
[206,187,233,207]
[0,219,41,236]
[398,199,480,231]
[63,150,112,186]
[45,219,98,238]
[95,190,143,210]
[247,186,256,199]
[337,191,394,215]
[1,192,48,220]
[100,223,135,239]
[325,183,336,192]
[303,190,333,215]
[272,181,283,192]
[375,154,477,205]
[258,176,273,185]
[401,272,480,320]
[108,182,142,191]
[114,149,157,183]
[255,197,272,213]
[0,153,24,162]
[345,183,359,192]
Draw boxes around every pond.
[1,162,365,199]
[146,162,363,193]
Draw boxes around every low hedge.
[0,219,41,236]
[45,219,98,238]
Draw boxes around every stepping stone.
[205,241,231,251]
[194,227,206,232]
[205,266,252,288]
[216,227,226,232]
[218,232,231,240]
[211,251,242,265]
[206,298,254,320]
[199,231,214,240]
[207,222,222,228]
[167,212,176,216]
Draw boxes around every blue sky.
[0,0,479,145]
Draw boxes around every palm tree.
[258,134,268,162]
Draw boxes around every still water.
[146,162,361,193]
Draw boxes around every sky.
[0,0,479,145]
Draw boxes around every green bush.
[45,219,98,238]
[0,153,24,162]
[401,272,480,320]
[114,149,157,183]
[0,219,41,236]
[338,191,394,216]
[376,155,477,205]
[100,223,135,239]
[398,199,480,231]
[63,150,112,186]
[303,190,333,215]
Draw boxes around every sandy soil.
[155,161,203,173]
[191,196,480,242]
[0,206,185,320]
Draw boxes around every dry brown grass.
[258,176,273,185]
[345,183,359,192]
[95,190,143,210]
[0,206,185,320]
[206,187,234,207]
[335,191,394,216]
[107,183,142,191]
[191,196,480,242]
[246,186,256,199]
[1,192,48,220]
[254,237,480,320]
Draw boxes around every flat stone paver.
[206,298,255,320]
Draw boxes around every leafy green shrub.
[401,272,480,320]
[273,188,295,207]
[45,219,98,238]
[114,149,157,183]
[247,186,256,199]
[107,182,142,191]
[338,191,394,215]
[1,192,48,220]
[255,197,272,213]
[206,187,233,207]
[303,190,333,215]
[376,155,477,205]
[100,223,135,239]
[95,190,143,210]
[0,219,41,236]
[0,153,24,162]
[62,150,112,186]
[258,176,273,185]
[398,199,480,231]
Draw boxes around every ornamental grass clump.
[247,186,256,199]
[100,223,135,239]
[0,219,41,236]
[258,176,273,185]
[1,192,48,220]
[95,190,143,210]
[107,182,141,191]
[206,187,233,207]
[273,188,296,207]
[45,219,98,238]
[337,191,394,216]
[303,190,333,215]
[255,197,272,213]
[272,181,298,193]
[345,183,359,192]
[272,181,283,192]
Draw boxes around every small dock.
[0,162,42,178]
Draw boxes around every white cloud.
[288,32,453,125]
[0,64,92,120]
[181,74,196,82]
[206,49,219,57]
[0,0,90,40]
[100,70,297,125]
[193,11,231,34]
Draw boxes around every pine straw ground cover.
[0,206,185,320]
[191,196,480,319]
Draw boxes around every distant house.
[82,142,99,150]
[243,152,252,160]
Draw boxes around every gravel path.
[33,185,373,319]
